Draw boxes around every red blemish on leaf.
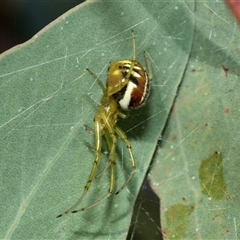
[162,229,167,237]
[221,65,229,77]
[225,0,240,24]
[224,108,230,114]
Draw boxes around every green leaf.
[150,1,240,239]
[1,1,184,239]
[3,0,238,239]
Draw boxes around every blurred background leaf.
[150,1,240,239]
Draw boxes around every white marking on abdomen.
[131,70,141,78]
[119,81,137,110]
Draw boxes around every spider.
[57,31,152,218]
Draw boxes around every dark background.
[0,1,83,53]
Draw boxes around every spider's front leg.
[86,68,106,93]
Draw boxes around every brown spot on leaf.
[221,65,229,77]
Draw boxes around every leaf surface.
[150,1,240,239]
[0,1,187,239]
[2,1,236,239]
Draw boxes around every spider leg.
[93,128,114,179]
[84,123,113,180]
[86,68,106,93]
[56,119,103,218]
[118,110,129,119]
[131,30,136,61]
[114,125,136,195]
[144,51,152,82]
[71,112,117,214]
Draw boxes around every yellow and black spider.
[57,31,152,218]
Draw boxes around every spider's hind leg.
[114,125,136,195]
[71,113,118,214]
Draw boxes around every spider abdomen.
[107,60,150,111]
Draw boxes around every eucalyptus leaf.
[2,0,238,239]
